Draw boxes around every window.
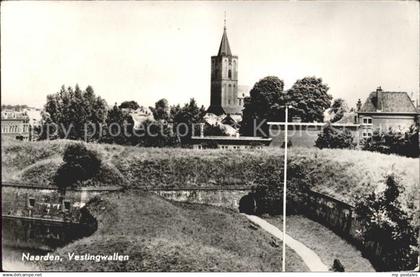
[362,117,372,125]
[362,132,373,138]
[28,198,35,208]
[228,70,232,79]
[63,200,71,212]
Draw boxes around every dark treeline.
[37,84,206,147]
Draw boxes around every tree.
[240,76,286,137]
[329,98,348,123]
[203,123,228,136]
[40,85,107,141]
[119,100,140,110]
[150,98,170,121]
[53,143,102,190]
[286,77,332,122]
[137,119,179,147]
[101,103,136,145]
[355,174,418,270]
[251,160,310,215]
[315,123,354,149]
[170,98,206,145]
[362,125,419,158]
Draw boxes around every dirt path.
[244,214,329,272]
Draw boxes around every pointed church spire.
[224,11,226,31]
[218,14,232,56]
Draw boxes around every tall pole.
[282,105,288,272]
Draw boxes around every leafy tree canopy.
[53,143,102,190]
[240,76,286,136]
[101,103,136,145]
[329,98,348,123]
[170,98,206,144]
[40,84,107,141]
[315,123,354,149]
[119,100,140,110]
[286,77,332,123]
[150,98,170,121]
[355,174,418,271]
[362,125,419,158]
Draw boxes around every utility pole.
[282,105,289,272]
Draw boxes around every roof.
[359,90,418,114]
[128,107,154,129]
[207,105,242,116]
[334,112,357,124]
[1,111,29,121]
[217,27,232,56]
[207,105,226,116]
[203,113,239,136]
[222,105,243,115]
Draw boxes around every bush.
[251,162,310,215]
[53,143,102,190]
[330,259,345,272]
[200,141,218,149]
[280,139,292,148]
[315,123,354,149]
[354,174,418,271]
[362,125,419,158]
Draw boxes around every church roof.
[222,105,243,115]
[206,104,243,116]
[359,90,418,114]
[217,27,232,56]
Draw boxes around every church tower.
[207,21,241,115]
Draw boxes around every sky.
[1,1,419,110]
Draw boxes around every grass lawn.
[265,215,375,272]
[37,191,308,271]
[3,139,418,221]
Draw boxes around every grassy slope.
[2,139,418,218]
[40,191,308,272]
[2,139,417,271]
[265,215,375,272]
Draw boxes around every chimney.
[356,99,362,111]
[376,86,382,111]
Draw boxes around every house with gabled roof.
[357,86,419,139]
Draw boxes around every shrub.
[315,123,354,149]
[200,141,218,149]
[53,143,102,190]
[280,139,292,148]
[354,174,418,271]
[252,162,310,215]
[362,125,419,158]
